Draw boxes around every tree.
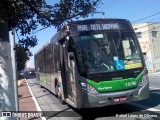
[1,0,101,68]
[14,44,31,72]
[0,0,101,114]
[0,0,101,72]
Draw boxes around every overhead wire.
[98,0,120,16]
[105,0,120,10]
[132,11,160,23]
[134,21,160,30]
[32,1,160,35]
[141,25,160,34]
[127,1,158,20]
[93,0,120,18]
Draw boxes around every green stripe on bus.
[87,74,142,92]
[39,75,47,84]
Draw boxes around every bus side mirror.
[143,52,146,55]
[143,52,147,60]
[59,38,65,44]
[69,55,74,60]
[67,37,74,52]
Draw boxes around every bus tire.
[40,85,43,88]
[56,82,65,104]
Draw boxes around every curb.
[25,79,46,120]
[17,79,25,87]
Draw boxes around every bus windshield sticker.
[76,23,120,31]
[125,63,142,69]
[113,56,118,61]
[80,33,104,40]
[114,60,125,70]
[93,34,104,38]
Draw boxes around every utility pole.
[0,22,18,120]
[151,38,155,73]
[10,29,19,112]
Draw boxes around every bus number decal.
[125,81,137,87]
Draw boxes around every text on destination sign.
[77,23,120,31]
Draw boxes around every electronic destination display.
[76,23,119,31]
[69,19,133,33]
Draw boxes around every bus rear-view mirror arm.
[67,36,74,52]
[69,55,74,60]
[143,52,146,55]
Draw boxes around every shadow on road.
[27,77,160,120]
[25,74,36,79]
[73,104,144,120]
[43,90,160,119]
[134,89,160,109]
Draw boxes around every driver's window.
[123,39,132,58]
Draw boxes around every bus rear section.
[35,19,149,109]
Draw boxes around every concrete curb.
[25,79,47,120]
[17,79,25,87]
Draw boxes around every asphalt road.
[26,73,160,120]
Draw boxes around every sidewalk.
[18,79,42,120]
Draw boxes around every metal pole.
[94,11,105,18]
[150,36,155,73]
[10,29,19,112]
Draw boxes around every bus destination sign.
[76,23,120,31]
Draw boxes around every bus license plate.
[113,97,126,102]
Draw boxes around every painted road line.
[26,79,47,120]
[150,72,160,75]
[129,102,160,112]
[149,87,160,90]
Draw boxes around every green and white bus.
[35,19,149,108]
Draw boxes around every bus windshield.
[73,31,143,74]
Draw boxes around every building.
[132,23,160,72]
[26,60,35,70]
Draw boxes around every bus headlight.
[138,74,149,86]
[80,81,98,94]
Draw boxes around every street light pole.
[0,22,18,120]
[10,29,19,112]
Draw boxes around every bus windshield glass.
[73,31,143,74]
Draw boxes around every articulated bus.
[34,19,149,108]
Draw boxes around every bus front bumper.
[77,81,149,108]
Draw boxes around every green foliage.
[0,0,101,71]
[14,45,32,72]
[0,0,100,34]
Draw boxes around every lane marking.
[150,72,160,75]
[26,79,47,120]
[149,87,160,90]
[129,102,160,112]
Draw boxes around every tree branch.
[22,0,100,24]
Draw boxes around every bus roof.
[34,39,51,56]
[70,18,129,23]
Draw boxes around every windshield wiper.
[101,63,110,70]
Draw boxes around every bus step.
[66,98,74,106]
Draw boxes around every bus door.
[61,41,75,103]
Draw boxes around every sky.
[20,0,160,67]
